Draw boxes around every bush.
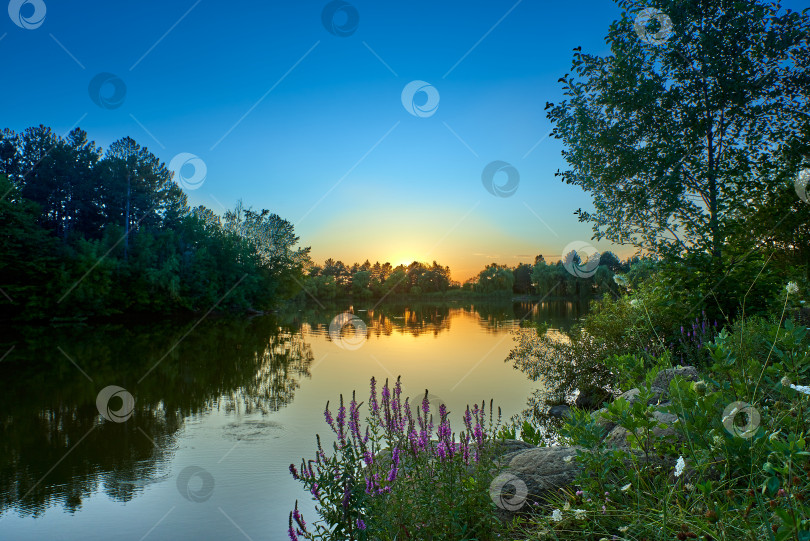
[288,377,507,540]
[510,314,810,541]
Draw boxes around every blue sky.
[3,0,804,280]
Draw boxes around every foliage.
[511,310,810,541]
[300,252,637,302]
[288,377,507,541]
[0,126,310,320]
[546,0,810,265]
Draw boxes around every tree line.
[301,252,646,300]
[0,125,309,321]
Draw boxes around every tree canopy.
[547,0,810,268]
[0,125,310,320]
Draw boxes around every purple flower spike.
[370,376,379,417]
[392,377,403,434]
[356,518,366,531]
[382,380,392,431]
[342,483,351,510]
[288,517,299,541]
[349,395,361,441]
[336,397,347,441]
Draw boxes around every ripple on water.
[222,419,284,442]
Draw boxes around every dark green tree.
[547,0,810,264]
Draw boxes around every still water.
[0,300,584,540]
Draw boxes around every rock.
[652,366,698,392]
[603,410,681,451]
[548,404,572,419]
[492,446,582,521]
[493,439,536,465]
[616,386,665,406]
[575,386,611,411]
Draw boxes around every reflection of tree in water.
[292,299,588,341]
[0,315,312,516]
[220,329,314,415]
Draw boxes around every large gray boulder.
[493,439,536,464]
[616,386,665,406]
[652,366,699,391]
[603,410,680,451]
[492,445,582,523]
[548,404,572,419]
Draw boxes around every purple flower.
[463,406,472,433]
[392,377,403,433]
[356,518,366,531]
[336,396,347,441]
[382,379,392,431]
[387,447,400,482]
[288,518,298,541]
[349,395,361,441]
[293,507,307,530]
[369,377,379,416]
[324,402,334,429]
[289,464,299,480]
[342,482,351,510]
[404,397,415,432]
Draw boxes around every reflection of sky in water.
[0,301,582,540]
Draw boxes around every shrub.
[511,313,810,541]
[288,377,507,541]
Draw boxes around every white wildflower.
[621,483,632,492]
[674,456,686,477]
[574,508,587,520]
[630,299,639,307]
[618,525,629,533]
[563,500,571,511]
[790,384,810,395]
[786,282,799,295]
[781,376,792,387]
[551,508,563,522]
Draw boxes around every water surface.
[0,300,584,540]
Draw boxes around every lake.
[0,300,585,540]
